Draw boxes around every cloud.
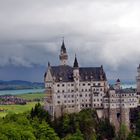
[0,0,140,81]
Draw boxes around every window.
[94,93,99,96]
[62,90,65,93]
[57,84,60,87]
[83,83,85,86]
[71,84,74,86]
[88,83,91,86]
[62,84,65,87]
[57,96,60,98]
[57,101,60,104]
[98,83,100,86]
[58,90,60,93]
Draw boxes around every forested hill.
[0,103,140,140]
[0,80,44,90]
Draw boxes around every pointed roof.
[48,62,50,67]
[73,55,79,68]
[116,78,120,83]
[61,39,66,53]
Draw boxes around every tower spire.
[73,54,79,68]
[61,38,66,53]
[59,38,68,65]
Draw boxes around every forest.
[0,103,140,140]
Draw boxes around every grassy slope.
[0,93,46,117]
[16,93,46,100]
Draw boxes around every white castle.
[44,40,139,131]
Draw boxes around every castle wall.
[121,108,130,131]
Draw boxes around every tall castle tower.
[136,64,140,94]
[59,40,68,65]
[73,55,80,112]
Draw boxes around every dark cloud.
[0,0,140,81]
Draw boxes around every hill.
[0,80,44,90]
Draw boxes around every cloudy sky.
[0,0,140,82]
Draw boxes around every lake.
[0,83,136,96]
[0,89,45,96]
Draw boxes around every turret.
[59,39,68,65]
[73,55,79,81]
[114,79,121,90]
[73,55,79,91]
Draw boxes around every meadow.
[16,92,46,100]
[0,92,45,117]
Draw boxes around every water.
[0,83,136,96]
[0,89,45,96]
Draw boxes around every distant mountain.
[0,80,44,90]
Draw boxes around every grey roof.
[45,65,107,82]
[51,65,73,82]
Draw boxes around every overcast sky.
[0,0,140,82]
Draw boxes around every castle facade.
[44,41,138,132]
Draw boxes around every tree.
[33,120,60,140]
[97,118,115,140]
[118,124,129,140]
[62,129,84,140]
[30,103,51,123]
[127,133,140,140]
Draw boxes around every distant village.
[0,95,27,105]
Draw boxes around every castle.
[44,40,139,132]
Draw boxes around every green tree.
[30,103,51,123]
[97,118,115,140]
[62,129,84,140]
[127,133,140,140]
[33,120,60,140]
[118,124,128,140]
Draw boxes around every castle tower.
[44,62,54,117]
[73,55,80,111]
[59,40,68,65]
[136,64,140,94]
